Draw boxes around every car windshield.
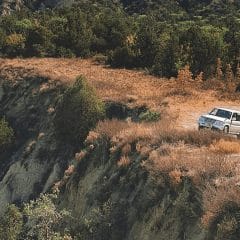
[209,108,232,119]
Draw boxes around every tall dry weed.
[202,184,240,226]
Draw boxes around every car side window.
[232,113,240,121]
[237,114,240,121]
[232,113,237,121]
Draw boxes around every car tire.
[237,134,240,140]
[223,126,229,134]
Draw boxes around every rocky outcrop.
[0,66,74,210]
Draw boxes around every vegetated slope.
[2,0,240,14]
[0,65,74,211]
[59,119,240,239]
[0,0,64,13]
[1,59,240,238]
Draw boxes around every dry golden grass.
[85,131,100,144]
[64,165,75,176]
[148,145,235,180]
[0,58,171,108]
[202,184,240,226]
[169,169,183,186]
[95,119,129,138]
[75,150,87,162]
[117,156,131,167]
[121,143,131,155]
[95,119,236,185]
[2,58,240,132]
[96,119,227,148]
[210,139,240,154]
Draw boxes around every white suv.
[198,107,240,137]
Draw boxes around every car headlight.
[214,120,224,126]
[198,116,205,123]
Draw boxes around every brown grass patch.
[202,184,240,226]
[169,169,183,186]
[210,139,240,154]
[148,146,235,180]
[95,119,129,138]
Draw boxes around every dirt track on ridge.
[2,58,240,130]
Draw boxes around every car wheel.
[223,126,229,134]
[237,134,240,140]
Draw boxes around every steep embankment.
[59,118,240,239]
[60,137,205,240]
[0,66,74,210]
[1,59,240,239]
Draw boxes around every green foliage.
[23,193,71,240]
[79,200,112,240]
[5,33,26,57]
[0,205,23,240]
[0,117,14,150]
[54,76,105,144]
[139,110,160,122]
[0,0,240,77]
[108,46,137,68]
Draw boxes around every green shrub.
[0,118,14,150]
[108,46,137,68]
[23,193,71,240]
[139,110,160,122]
[54,76,105,144]
[0,204,23,240]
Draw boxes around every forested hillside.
[1,0,240,78]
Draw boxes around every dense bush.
[139,110,160,122]
[0,194,72,240]
[54,76,105,144]
[0,118,14,151]
[0,205,23,240]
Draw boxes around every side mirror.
[232,116,237,121]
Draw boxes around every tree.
[65,9,93,57]
[0,205,23,240]
[5,33,26,57]
[179,25,226,76]
[0,117,14,151]
[54,76,105,145]
[23,193,72,240]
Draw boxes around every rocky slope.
[0,66,74,210]
[1,63,240,239]
[0,65,205,239]
[60,137,206,240]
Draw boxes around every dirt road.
[2,58,240,130]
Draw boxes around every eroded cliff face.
[0,67,74,210]
[0,67,205,239]
[60,137,206,240]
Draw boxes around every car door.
[230,113,240,134]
